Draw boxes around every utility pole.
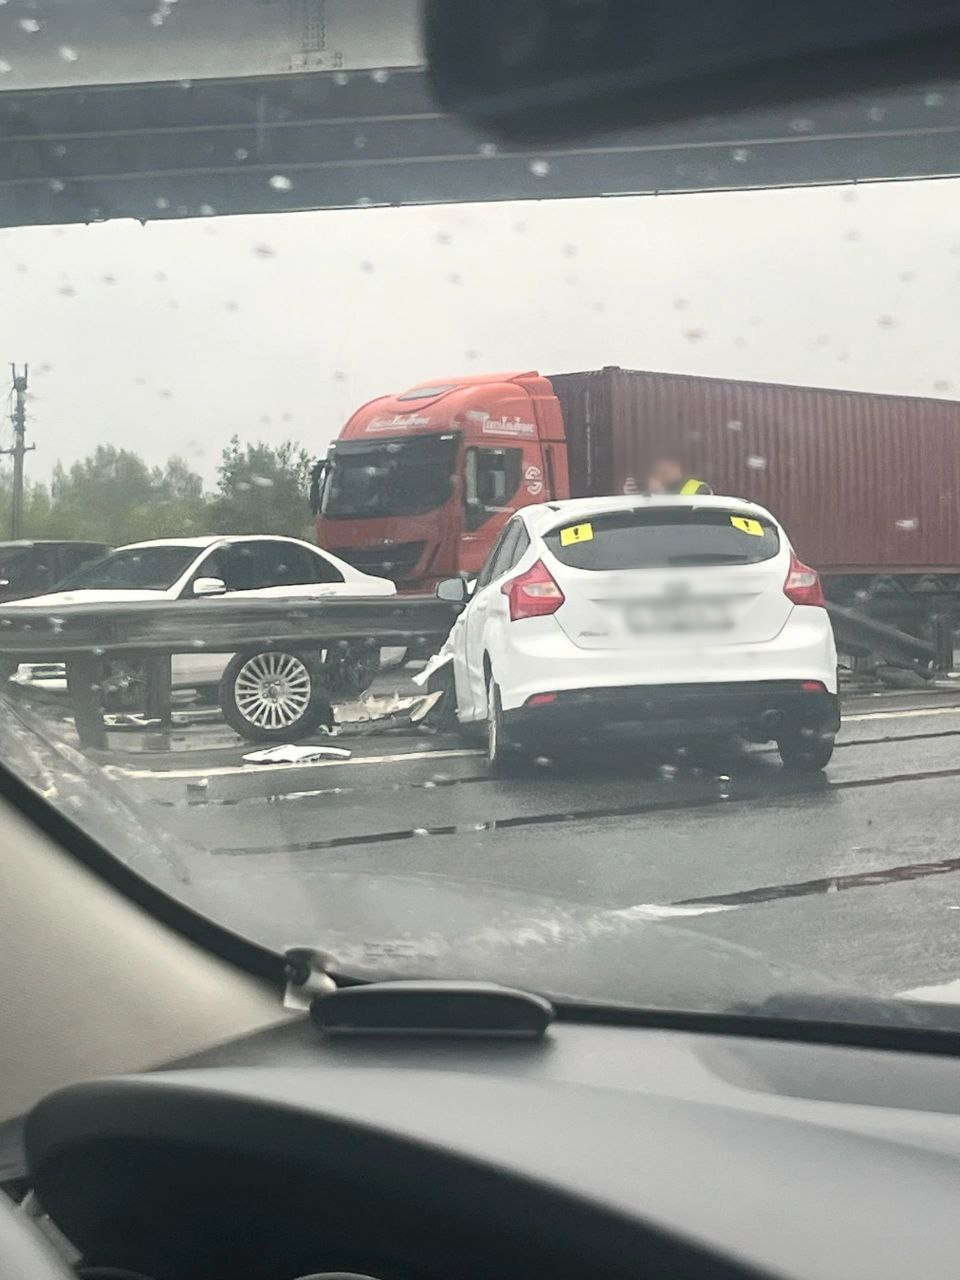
[3,365,34,539]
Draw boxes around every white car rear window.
[544,508,781,571]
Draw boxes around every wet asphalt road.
[36,677,960,1007]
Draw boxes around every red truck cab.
[313,372,568,590]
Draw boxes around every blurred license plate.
[625,600,732,633]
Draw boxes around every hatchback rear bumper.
[501,680,840,744]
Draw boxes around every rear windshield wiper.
[665,553,757,565]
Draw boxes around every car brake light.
[526,692,558,706]
[784,552,825,607]
[801,680,827,693]
[503,559,565,621]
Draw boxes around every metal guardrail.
[0,594,461,749]
[827,603,953,675]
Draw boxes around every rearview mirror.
[193,576,227,598]
[437,577,470,604]
[424,0,960,142]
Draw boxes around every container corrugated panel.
[549,367,960,574]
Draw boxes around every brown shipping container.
[549,367,960,575]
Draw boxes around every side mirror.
[436,577,470,604]
[193,576,227,598]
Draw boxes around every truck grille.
[335,542,426,582]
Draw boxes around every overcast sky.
[1,175,958,487]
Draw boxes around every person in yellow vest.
[648,456,713,496]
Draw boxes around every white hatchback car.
[438,495,839,773]
[7,535,396,736]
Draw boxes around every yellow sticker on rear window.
[560,522,594,547]
[730,516,764,537]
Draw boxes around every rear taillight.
[784,552,825,608]
[502,559,565,621]
[801,680,827,693]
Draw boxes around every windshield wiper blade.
[666,553,754,565]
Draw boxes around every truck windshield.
[321,434,460,519]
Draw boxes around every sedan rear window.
[544,508,781,570]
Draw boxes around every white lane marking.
[844,705,960,723]
[607,902,738,920]
[106,747,484,781]
[898,978,960,1004]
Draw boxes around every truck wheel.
[777,731,835,773]
[220,648,332,743]
[486,675,520,776]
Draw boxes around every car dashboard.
[15,1012,960,1280]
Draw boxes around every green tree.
[0,468,52,540]
[207,436,313,537]
[37,446,206,544]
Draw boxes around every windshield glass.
[56,546,198,591]
[4,8,960,1056]
[321,435,460,519]
[545,509,781,570]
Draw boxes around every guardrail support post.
[144,654,173,728]
[933,612,955,674]
[65,655,108,751]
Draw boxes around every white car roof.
[521,493,780,534]
[116,535,321,553]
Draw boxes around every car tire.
[220,648,333,743]
[486,674,520,776]
[777,731,835,772]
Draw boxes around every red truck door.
[458,387,548,576]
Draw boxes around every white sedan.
[8,535,396,737]
[437,495,839,774]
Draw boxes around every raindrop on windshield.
[924,91,945,107]
[370,69,390,84]
[48,179,65,193]
[789,117,814,133]
[479,142,498,157]
[731,148,750,164]
[234,148,249,161]
[333,72,349,86]
[877,314,896,329]
[155,196,170,210]
[0,60,11,74]
[746,455,768,471]
[726,420,742,432]
[58,45,79,62]
[529,159,551,177]
[684,328,705,341]
[269,174,293,192]
[17,17,40,32]
[252,243,275,258]
[896,517,919,531]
